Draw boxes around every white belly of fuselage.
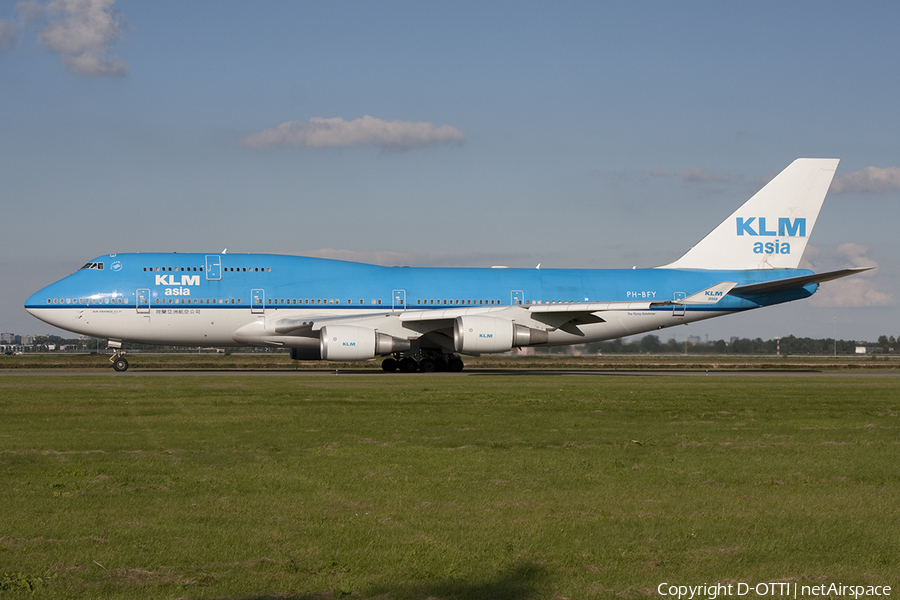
[28,305,734,350]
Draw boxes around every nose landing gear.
[108,341,129,372]
[111,355,129,372]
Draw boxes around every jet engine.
[453,315,548,354]
[319,325,410,361]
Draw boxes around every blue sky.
[2,1,898,343]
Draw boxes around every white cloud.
[241,115,466,152]
[802,244,894,308]
[830,166,900,194]
[833,243,879,269]
[648,166,731,183]
[18,0,127,77]
[677,167,731,183]
[0,19,15,48]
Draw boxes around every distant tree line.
[537,334,899,356]
[7,334,899,356]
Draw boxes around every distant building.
[0,333,14,344]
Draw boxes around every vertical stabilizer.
[659,158,839,270]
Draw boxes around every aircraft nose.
[24,284,65,327]
[24,289,47,316]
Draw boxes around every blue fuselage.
[26,252,815,316]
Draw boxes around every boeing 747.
[25,158,869,372]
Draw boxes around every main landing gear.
[381,351,464,373]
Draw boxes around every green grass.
[2,352,899,371]
[1,375,898,599]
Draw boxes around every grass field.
[2,351,899,372]
[1,374,898,599]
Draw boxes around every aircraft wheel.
[399,357,419,373]
[381,357,399,372]
[419,358,436,373]
[112,358,129,372]
[448,357,464,372]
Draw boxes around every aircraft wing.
[259,280,742,337]
[527,281,739,314]
[270,312,402,335]
[523,282,738,334]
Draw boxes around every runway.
[2,368,898,378]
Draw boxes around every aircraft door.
[136,289,150,313]
[511,290,525,306]
[205,255,222,280]
[392,289,406,312]
[673,292,686,317]
[251,289,265,314]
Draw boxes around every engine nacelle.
[319,325,410,361]
[453,315,548,354]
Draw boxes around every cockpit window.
[80,262,104,270]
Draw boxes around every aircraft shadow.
[365,562,550,600]
[217,562,550,600]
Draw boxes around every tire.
[112,358,129,372]
[381,358,399,372]
[399,357,419,373]
[419,358,436,373]
[448,357,464,372]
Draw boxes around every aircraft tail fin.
[659,158,840,270]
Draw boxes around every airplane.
[25,158,870,373]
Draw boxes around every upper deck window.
[80,262,104,270]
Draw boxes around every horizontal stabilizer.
[729,267,873,296]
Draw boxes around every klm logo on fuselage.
[156,274,201,286]
[479,333,493,339]
[156,274,200,296]
[736,217,806,255]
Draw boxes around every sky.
[2,1,898,344]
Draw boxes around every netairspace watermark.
[658,582,892,599]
